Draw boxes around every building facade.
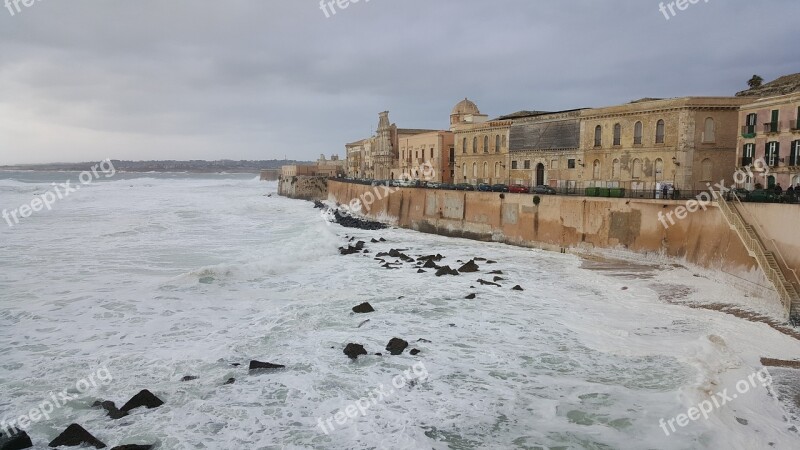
[579,97,748,193]
[397,130,455,183]
[736,93,800,190]
[451,98,513,185]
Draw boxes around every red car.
[508,184,530,193]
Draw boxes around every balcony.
[763,121,781,134]
[790,118,800,132]
[741,156,753,167]
[741,125,757,138]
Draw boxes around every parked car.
[491,184,509,192]
[533,185,556,194]
[426,182,442,189]
[477,183,492,192]
[508,184,529,194]
[439,183,457,190]
[455,183,475,191]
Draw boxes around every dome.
[451,98,480,116]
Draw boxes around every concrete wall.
[278,176,329,201]
[328,180,800,289]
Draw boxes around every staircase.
[715,191,800,323]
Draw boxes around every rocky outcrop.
[120,390,164,412]
[352,302,375,313]
[249,361,286,372]
[343,343,368,360]
[386,338,409,355]
[49,424,106,449]
[0,429,32,450]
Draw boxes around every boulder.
[352,302,375,313]
[339,246,361,255]
[458,260,480,273]
[422,259,439,269]
[488,270,503,275]
[386,338,409,355]
[120,390,164,412]
[224,378,236,385]
[343,343,368,360]
[48,424,106,449]
[371,238,380,243]
[493,276,505,282]
[477,279,501,287]
[249,361,286,372]
[512,285,524,291]
[379,238,386,242]
[417,269,426,273]
[0,429,32,450]
[473,257,487,261]
[435,266,459,277]
[487,260,498,264]
[410,349,421,356]
[465,293,476,299]
[91,400,128,420]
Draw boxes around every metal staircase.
[715,191,800,323]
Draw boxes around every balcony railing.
[764,121,781,134]
[741,125,757,137]
[790,118,800,131]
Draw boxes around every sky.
[0,0,798,165]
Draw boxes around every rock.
[231,363,241,367]
[458,260,480,273]
[621,286,628,290]
[181,376,198,382]
[352,302,375,313]
[339,245,361,255]
[417,338,432,343]
[49,424,106,449]
[409,349,421,356]
[736,417,749,425]
[417,269,426,273]
[448,323,456,327]
[354,241,366,249]
[375,252,389,258]
[371,238,379,243]
[477,279,501,287]
[386,338,409,355]
[0,428,33,450]
[249,361,286,372]
[488,270,503,275]
[379,238,386,242]
[375,353,383,356]
[381,263,399,270]
[474,257,487,261]
[422,259,439,269]
[92,400,128,420]
[512,285,524,291]
[487,260,497,264]
[493,276,505,282]
[120,390,164,412]
[110,446,153,450]
[224,378,236,385]
[435,266,459,276]
[465,293,476,299]
[344,343,368,360]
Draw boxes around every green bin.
[609,188,625,198]
[598,188,611,197]
[585,187,598,197]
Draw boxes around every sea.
[0,172,798,450]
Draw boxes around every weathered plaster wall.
[278,176,328,201]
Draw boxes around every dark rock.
[313,200,325,209]
[248,361,286,372]
[417,269,426,273]
[120,390,164,412]
[352,302,375,313]
[371,238,379,243]
[448,323,456,327]
[349,237,355,241]
[92,400,128,420]
[379,238,386,242]
[354,241,366,249]
[465,293,476,299]
[474,257,487,261]
[458,260,480,273]
[230,363,241,367]
[381,263,399,270]
[417,338,432,343]
[49,424,106,449]
[375,252,389,258]
[339,245,361,255]
[487,260,497,264]
[386,338,409,355]
[344,343,368,360]
[736,417,748,425]
[493,276,505,282]
[357,319,370,328]
[477,279,501,287]
[0,428,33,450]
[621,286,628,290]
[435,266,459,276]
[422,259,439,269]
[409,349,421,356]
[512,285,524,291]
[224,378,236,385]
[110,446,153,450]
[488,270,503,275]
[181,376,198,382]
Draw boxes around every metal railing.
[763,122,781,134]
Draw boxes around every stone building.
[315,154,346,177]
[397,130,455,183]
[506,109,584,189]
[579,97,748,193]
[735,92,800,190]
[451,98,513,185]
[345,139,367,178]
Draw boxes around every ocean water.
[0,172,798,450]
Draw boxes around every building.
[506,109,584,189]
[578,97,748,193]
[345,140,367,178]
[281,164,316,177]
[451,98,513,185]
[397,131,455,183]
[735,79,800,190]
[315,154,346,177]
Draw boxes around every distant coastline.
[0,160,313,174]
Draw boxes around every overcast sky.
[0,0,798,164]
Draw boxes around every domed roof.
[451,98,480,115]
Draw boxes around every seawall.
[278,176,328,200]
[327,180,800,299]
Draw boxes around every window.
[483,162,488,178]
[594,125,602,147]
[523,160,531,170]
[472,137,478,154]
[634,121,643,145]
[483,136,489,153]
[511,160,518,170]
[472,162,477,177]
[742,143,755,166]
[744,113,757,134]
[430,148,434,159]
[612,159,620,179]
[655,158,664,181]
[766,142,780,167]
[592,160,601,179]
[462,164,467,178]
[795,106,800,130]
[613,123,621,146]
[767,109,779,133]
[462,138,467,154]
[550,159,558,169]
[703,118,715,142]
[495,135,500,153]
[701,158,713,181]
[495,162,500,177]
[656,120,665,144]
[568,159,576,169]
[790,141,800,166]
[632,158,643,178]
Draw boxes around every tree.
[747,75,764,89]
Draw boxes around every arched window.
[462,163,467,178]
[483,162,488,178]
[701,158,713,181]
[655,158,664,181]
[494,162,500,177]
[612,159,620,179]
[634,121,643,145]
[502,135,507,149]
[472,137,478,153]
[704,118,715,142]
[594,125,602,147]
[495,135,500,153]
[472,162,477,177]
[483,136,489,153]
[462,138,467,154]
[592,160,601,179]
[632,158,643,178]
[613,123,621,146]
[656,120,665,144]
